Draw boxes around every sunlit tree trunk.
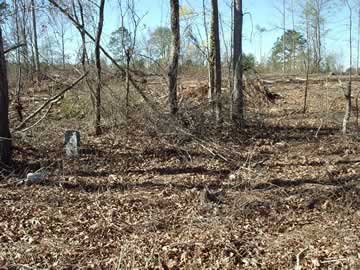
[210,0,222,122]
[94,0,105,135]
[231,0,244,126]
[168,0,180,115]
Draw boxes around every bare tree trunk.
[282,0,286,75]
[210,0,222,122]
[61,24,66,69]
[72,0,94,112]
[125,50,131,123]
[202,0,212,104]
[231,0,244,126]
[303,12,311,114]
[20,0,30,72]
[14,0,24,121]
[73,0,89,66]
[315,0,321,73]
[357,7,360,75]
[31,0,40,79]
[0,27,12,166]
[209,53,215,110]
[168,0,180,115]
[94,0,105,135]
[343,0,352,134]
[229,2,234,115]
[291,0,296,72]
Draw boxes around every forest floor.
[1,74,360,269]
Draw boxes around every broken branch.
[14,72,88,131]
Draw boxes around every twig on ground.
[315,119,323,138]
[295,247,308,270]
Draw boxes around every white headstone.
[65,130,80,158]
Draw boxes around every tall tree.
[31,0,40,77]
[0,26,12,166]
[231,0,244,126]
[94,0,105,135]
[343,0,352,134]
[357,6,360,74]
[303,8,311,113]
[108,26,132,63]
[148,27,172,61]
[72,0,90,66]
[168,0,180,115]
[210,0,222,122]
[19,0,30,71]
[47,8,69,69]
[302,0,332,73]
[282,0,286,74]
[270,30,306,69]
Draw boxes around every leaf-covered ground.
[1,76,360,269]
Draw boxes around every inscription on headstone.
[65,130,80,158]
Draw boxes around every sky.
[98,0,354,67]
[41,0,355,68]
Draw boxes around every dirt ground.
[1,74,360,269]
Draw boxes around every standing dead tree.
[168,0,180,115]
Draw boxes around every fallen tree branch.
[4,43,26,54]
[14,72,88,131]
[19,100,57,132]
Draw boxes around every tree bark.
[210,0,222,122]
[231,0,244,126]
[0,27,12,166]
[168,0,180,115]
[94,0,105,135]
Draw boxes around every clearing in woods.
[1,74,360,269]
